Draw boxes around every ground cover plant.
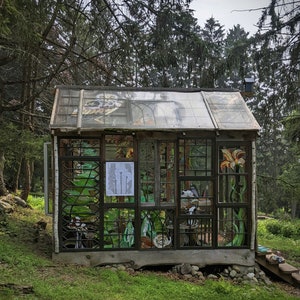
[257,218,300,268]
[0,196,299,299]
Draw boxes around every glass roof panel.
[50,87,260,131]
[202,91,261,130]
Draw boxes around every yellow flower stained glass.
[220,149,245,172]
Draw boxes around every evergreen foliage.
[0,0,298,217]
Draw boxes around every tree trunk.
[0,151,8,196]
[291,199,298,219]
[10,160,22,193]
[20,158,32,201]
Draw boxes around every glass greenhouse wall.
[49,86,260,267]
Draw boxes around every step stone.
[291,272,300,283]
[278,263,299,274]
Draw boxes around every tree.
[0,0,120,198]
[199,17,225,88]
[255,0,299,109]
[0,0,296,215]
[222,25,252,89]
[251,0,300,216]
[278,110,300,218]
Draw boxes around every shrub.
[273,209,292,221]
[264,218,300,238]
[295,222,300,236]
[27,195,44,211]
[256,221,268,237]
[281,223,296,238]
[265,220,281,235]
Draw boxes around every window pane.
[218,207,248,247]
[104,209,135,249]
[219,146,248,203]
[179,217,213,248]
[139,141,155,203]
[180,180,213,215]
[219,175,247,203]
[60,158,100,250]
[105,135,133,160]
[159,142,175,204]
[219,146,247,174]
[140,210,175,249]
[61,160,100,218]
[179,139,212,176]
[104,195,135,204]
[59,139,100,156]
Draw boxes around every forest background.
[0,0,299,218]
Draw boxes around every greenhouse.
[49,86,260,268]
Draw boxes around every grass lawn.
[257,218,300,268]
[0,197,299,299]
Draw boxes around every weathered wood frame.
[51,129,257,268]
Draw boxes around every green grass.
[27,194,45,211]
[257,218,300,267]
[0,242,296,300]
[0,200,299,299]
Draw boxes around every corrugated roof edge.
[54,85,241,93]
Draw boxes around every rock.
[1,194,12,203]
[180,263,192,275]
[195,271,204,278]
[258,270,266,278]
[252,277,258,284]
[235,277,243,284]
[0,200,13,213]
[95,263,274,288]
[198,274,205,281]
[229,270,237,278]
[0,283,34,294]
[191,265,199,272]
[246,272,255,280]
[223,268,229,276]
[262,277,273,286]
[126,267,135,274]
[117,265,126,271]
[13,196,28,208]
[207,274,218,280]
[191,268,197,276]
[232,265,241,273]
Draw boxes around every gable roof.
[50,86,260,132]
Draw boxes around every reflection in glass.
[218,207,247,247]
[159,142,175,204]
[180,180,213,215]
[179,218,212,248]
[104,209,135,249]
[59,139,100,157]
[60,157,100,249]
[140,210,175,249]
[179,139,212,176]
[139,141,155,203]
[105,135,133,160]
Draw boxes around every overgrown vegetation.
[27,195,45,212]
[257,218,300,268]
[0,198,299,299]
[0,0,299,218]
